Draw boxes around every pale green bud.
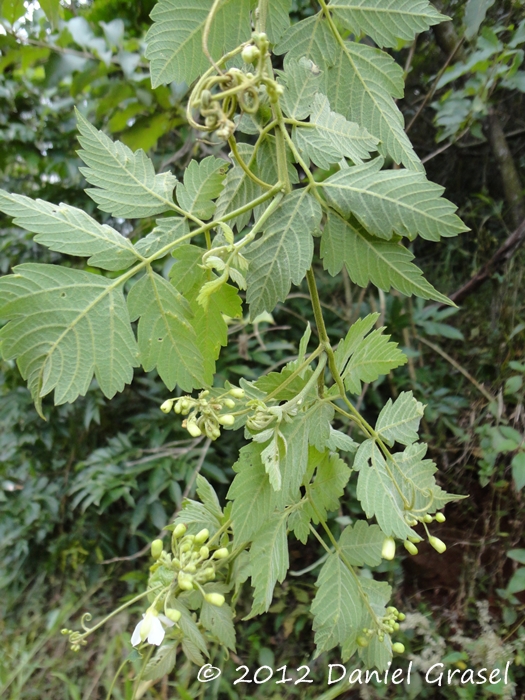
[195,528,209,544]
[381,537,396,561]
[397,613,406,621]
[199,546,210,559]
[229,387,245,399]
[392,643,405,654]
[403,541,418,556]
[423,514,433,523]
[178,572,194,590]
[435,512,446,523]
[160,399,174,413]
[151,539,163,560]
[184,563,197,573]
[203,566,215,580]
[356,636,369,648]
[186,419,202,438]
[241,45,260,64]
[223,398,235,409]
[213,547,229,559]
[173,523,187,539]
[429,536,446,554]
[205,593,225,607]
[218,414,235,426]
[165,608,182,623]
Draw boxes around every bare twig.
[415,335,495,403]
[445,218,525,306]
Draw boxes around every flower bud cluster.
[160,387,245,441]
[149,524,229,608]
[356,607,406,650]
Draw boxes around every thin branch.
[415,335,495,403]
[445,218,525,306]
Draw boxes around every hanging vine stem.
[202,0,225,75]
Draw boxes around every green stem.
[228,136,275,190]
[106,658,130,700]
[132,645,154,700]
[264,345,324,401]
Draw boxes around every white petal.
[131,621,143,647]
[158,613,175,628]
[147,616,166,646]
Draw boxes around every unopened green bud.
[184,563,197,573]
[429,536,446,554]
[195,528,210,544]
[151,539,163,559]
[213,547,229,559]
[199,546,210,559]
[160,399,174,413]
[203,566,216,580]
[205,593,225,607]
[381,537,396,561]
[165,608,182,623]
[223,398,235,409]
[435,512,446,523]
[186,419,202,438]
[357,636,369,648]
[423,514,433,523]
[408,535,421,544]
[174,399,183,414]
[393,622,400,631]
[173,523,187,538]
[218,414,235,426]
[397,613,406,621]
[392,643,405,654]
[404,541,418,556]
[406,517,418,526]
[229,387,245,399]
[178,572,194,590]
[241,45,260,64]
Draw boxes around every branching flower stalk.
[0,0,468,681]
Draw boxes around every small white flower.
[131,609,175,647]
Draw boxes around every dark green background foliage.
[0,0,524,697]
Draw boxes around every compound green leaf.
[322,158,468,241]
[335,315,406,394]
[247,510,289,617]
[0,190,139,272]
[254,367,312,401]
[354,439,414,539]
[76,109,178,218]
[328,0,446,49]
[356,578,392,670]
[392,442,462,512]
[177,156,229,220]
[375,391,424,446]
[145,0,252,88]
[245,189,321,319]
[227,443,278,543]
[143,641,177,682]
[170,599,209,658]
[200,598,236,651]
[134,217,190,258]
[279,57,322,120]
[170,245,242,378]
[172,498,222,536]
[321,212,453,305]
[335,313,379,373]
[127,269,207,392]
[266,0,292,44]
[196,475,224,522]
[293,93,378,169]
[0,264,138,415]
[275,16,422,170]
[339,520,384,567]
[214,144,264,231]
[307,449,352,522]
[311,550,363,657]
